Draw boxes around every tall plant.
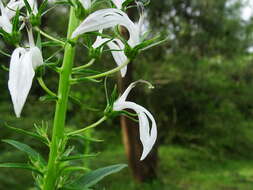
[0,0,163,189]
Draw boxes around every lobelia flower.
[113,80,157,160]
[92,33,128,77]
[8,29,43,117]
[71,7,145,48]
[78,0,91,10]
[0,0,24,33]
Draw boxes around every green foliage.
[65,164,127,189]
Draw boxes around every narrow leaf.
[66,164,127,188]
[0,163,42,175]
[59,153,100,161]
[2,139,46,165]
[3,124,48,145]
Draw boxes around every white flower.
[113,81,157,160]
[92,34,128,77]
[72,8,144,47]
[78,0,91,10]
[0,0,24,33]
[111,0,125,9]
[8,30,43,117]
[5,0,24,18]
[27,0,38,14]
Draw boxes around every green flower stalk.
[43,7,79,190]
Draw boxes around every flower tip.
[71,31,78,39]
[148,85,155,89]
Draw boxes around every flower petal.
[92,35,109,49]
[8,48,35,117]
[30,47,43,69]
[113,101,157,160]
[79,0,91,9]
[27,0,38,14]
[0,15,12,33]
[111,0,124,9]
[71,8,139,46]
[107,39,128,77]
[5,0,25,19]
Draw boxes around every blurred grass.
[92,145,253,190]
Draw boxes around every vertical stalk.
[43,7,79,190]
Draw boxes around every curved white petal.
[113,101,157,160]
[71,8,139,47]
[92,36,109,49]
[8,48,35,117]
[0,14,12,33]
[79,0,91,9]
[5,0,25,19]
[107,39,128,77]
[30,47,43,69]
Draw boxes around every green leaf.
[3,124,48,145]
[59,153,100,161]
[2,139,46,166]
[12,8,20,32]
[66,164,127,188]
[0,163,42,175]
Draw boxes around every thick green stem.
[43,7,79,190]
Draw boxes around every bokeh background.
[2,0,253,189]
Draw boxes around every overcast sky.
[241,0,253,20]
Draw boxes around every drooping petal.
[8,48,35,117]
[92,32,128,77]
[113,101,157,160]
[71,8,139,47]
[30,47,43,69]
[107,39,128,77]
[79,0,91,9]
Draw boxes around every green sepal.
[64,164,127,189]
[122,0,135,8]
[134,35,169,52]
[104,85,118,117]
[3,123,49,145]
[0,163,43,175]
[0,28,20,46]
[12,9,20,33]
[54,0,72,5]
[2,139,46,168]
[38,0,48,15]
[74,0,88,19]
[23,0,33,14]
[30,14,41,27]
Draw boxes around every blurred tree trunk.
[117,3,158,182]
[118,63,158,182]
